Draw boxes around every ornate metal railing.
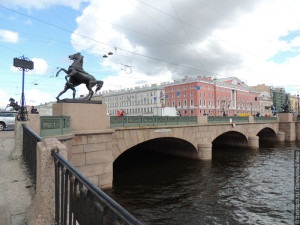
[207,116,249,124]
[110,116,198,128]
[40,116,70,137]
[22,124,43,190]
[254,116,278,122]
[52,150,143,225]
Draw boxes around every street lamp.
[13,56,34,121]
[297,92,300,115]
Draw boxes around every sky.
[0,0,300,109]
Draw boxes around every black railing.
[52,150,143,225]
[22,124,43,190]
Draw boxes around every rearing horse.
[56,53,103,100]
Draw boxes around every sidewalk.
[0,130,33,225]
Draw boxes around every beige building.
[95,83,168,116]
[290,94,299,114]
[250,84,273,116]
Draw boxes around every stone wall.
[70,130,114,189]
[26,138,67,225]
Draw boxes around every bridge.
[14,101,298,224]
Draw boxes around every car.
[0,111,17,131]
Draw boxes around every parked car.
[0,111,17,131]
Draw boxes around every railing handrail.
[22,123,43,191]
[23,123,43,142]
[51,150,143,225]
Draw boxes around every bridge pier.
[248,136,259,149]
[278,113,296,142]
[197,143,212,160]
[277,131,286,142]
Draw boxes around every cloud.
[26,89,52,106]
[69,0,300,92]
[0,89,10,109]
[0,29,19,43]
[31,58,48,74]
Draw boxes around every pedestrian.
[31,106,39,114]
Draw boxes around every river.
[105,142,297,225]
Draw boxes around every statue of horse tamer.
[56,53,103,100]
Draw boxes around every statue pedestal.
[278,113,293,122]
[52,100,109,132]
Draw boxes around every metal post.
[20,68,26,121]
[13,56,34,121]
[297,92,300,115]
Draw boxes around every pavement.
[0,129,33,225]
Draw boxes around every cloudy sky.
[0,0,300,108]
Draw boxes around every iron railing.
[52,149,143,225]
[110,116,197,128]
[22,123,43,190]
[254,116,278,122]
[40,116,71,137]
[207,116,249,124]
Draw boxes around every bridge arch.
[212,131,248,148]
[112,128,199,161]
[114,137,198,164]
[256,127,277,142]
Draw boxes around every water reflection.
[106,143,297,225]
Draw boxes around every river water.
[106,142,297,225]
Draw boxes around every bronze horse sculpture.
[5,98,21,111]
[56,53,103,100]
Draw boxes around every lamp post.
[13,56,34,121]
[298,92,300,115]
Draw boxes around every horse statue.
[281,94,290,113]
[56,53,103,100]
[5,98,21,111]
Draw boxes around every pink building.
[164,76,260,116]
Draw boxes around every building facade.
[250,84,273,116]
[164,76,260,116]
[97,76,262,117]
[97,83,167,116]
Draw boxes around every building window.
[190,99,194,106]
[184,100,187,107]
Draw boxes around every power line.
[0,4,228,77]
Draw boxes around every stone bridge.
[14,102,295,190]
[35,101,297,189]
[14,102,298,224]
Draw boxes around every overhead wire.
[0,4,226,77]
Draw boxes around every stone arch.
[112,128,198,160]
[256,127,277,142]
[114,137,198,164]
[212,131,248,148]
